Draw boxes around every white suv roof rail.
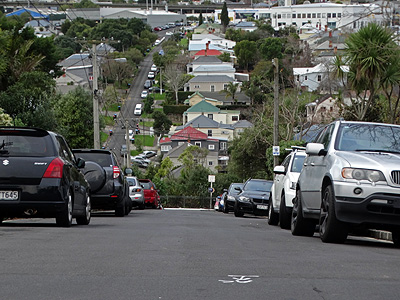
[285,146,306,152]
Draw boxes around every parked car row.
[268,120,400,247]
[0,126,161,227]
[216,179,273,218]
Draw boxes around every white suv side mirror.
[306,143,326,156]
[273,165,285,174]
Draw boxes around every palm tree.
[345,23,398,120]
[221,82,239,104]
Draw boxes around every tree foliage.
[53,87,94,148]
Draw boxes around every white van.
[134,103,142,116]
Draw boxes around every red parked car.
[138,179,160,208]
[153,27,162,31]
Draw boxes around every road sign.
[208,187,215,193]
[208,175,215,183]
[273,146,280,156]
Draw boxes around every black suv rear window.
[74,153,113,167]
[0,134,55,157]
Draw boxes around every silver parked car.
[126,176,145,210]
[293,120,400,246]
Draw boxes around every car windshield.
[291,155,306,173]
[244,180,273,192]
[336,123,400,152]
[0,134,55,157]
[229,183,243,195]
[74,153,113,167]
[140,181,152,189]
[127,178,137,186]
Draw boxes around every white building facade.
[214,3,385,31]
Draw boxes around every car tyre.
[291,189,315,236]
[391,230,400,248]
[279,194,292,230]
[234,202,244,217]
[268,198,279,225]
[139,203,145,210]
[319,185,348,243]
[76,194,91,225]
[115,198,126,217]
[56,191,73,227]
[223,201,229,214]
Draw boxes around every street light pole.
[273,58,279,168]
[92,44,100,149]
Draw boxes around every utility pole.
[273,58,280,168]
[92,44,100,149]
[126,119,130,168]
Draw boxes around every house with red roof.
[160,126,228,173]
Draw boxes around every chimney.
[329,31,332,38]
[329,40,332,48]
[334,46,337,53]
[325,25,328,32]
[205,41,210,56]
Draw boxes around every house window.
[277,14,281,19]
[327,13,331,18]
[307,13,311,18]
[208,114,213,120]
[317,13,321,18]
[302,13,306,18]
[312,13,316,18]
[232,116,239,122]
[178,142,184,146]
[223,84,228,90]
[317,75,321,82]
[297,13,301,18]
[292,14,296,18]
[220,142,227,150]
[297,75,300,81]
[305,75,308,80]
[322,13,326,18]
[338,13,341,18]
[210,85,215,92]
[208,144,215,150]
[332,13,336,18]
[194,85,200,89]
[208,130,212,137]
[208,161,213,166]
[195,142,201,147]
[161,145,169,152]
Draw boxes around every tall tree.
[220,2,230,33]
[234,40,258,71]
[53,87,94,148]
[199,12,203,26]
[345,23,399,121]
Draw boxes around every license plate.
[0,191,19,200]
[257,204,268,210]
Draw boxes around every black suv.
[0,127,91,227]
[72,149,131,217]
[234,179,273,217]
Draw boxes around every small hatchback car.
[293,120,400,246]
[126,176,145,209]
[0,127,91,227]
[234,179,273,217]
[138,179,160,208]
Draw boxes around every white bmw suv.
[268,147,306,229]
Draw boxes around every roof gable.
[186,100,220,113]
[171,126,208,141]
